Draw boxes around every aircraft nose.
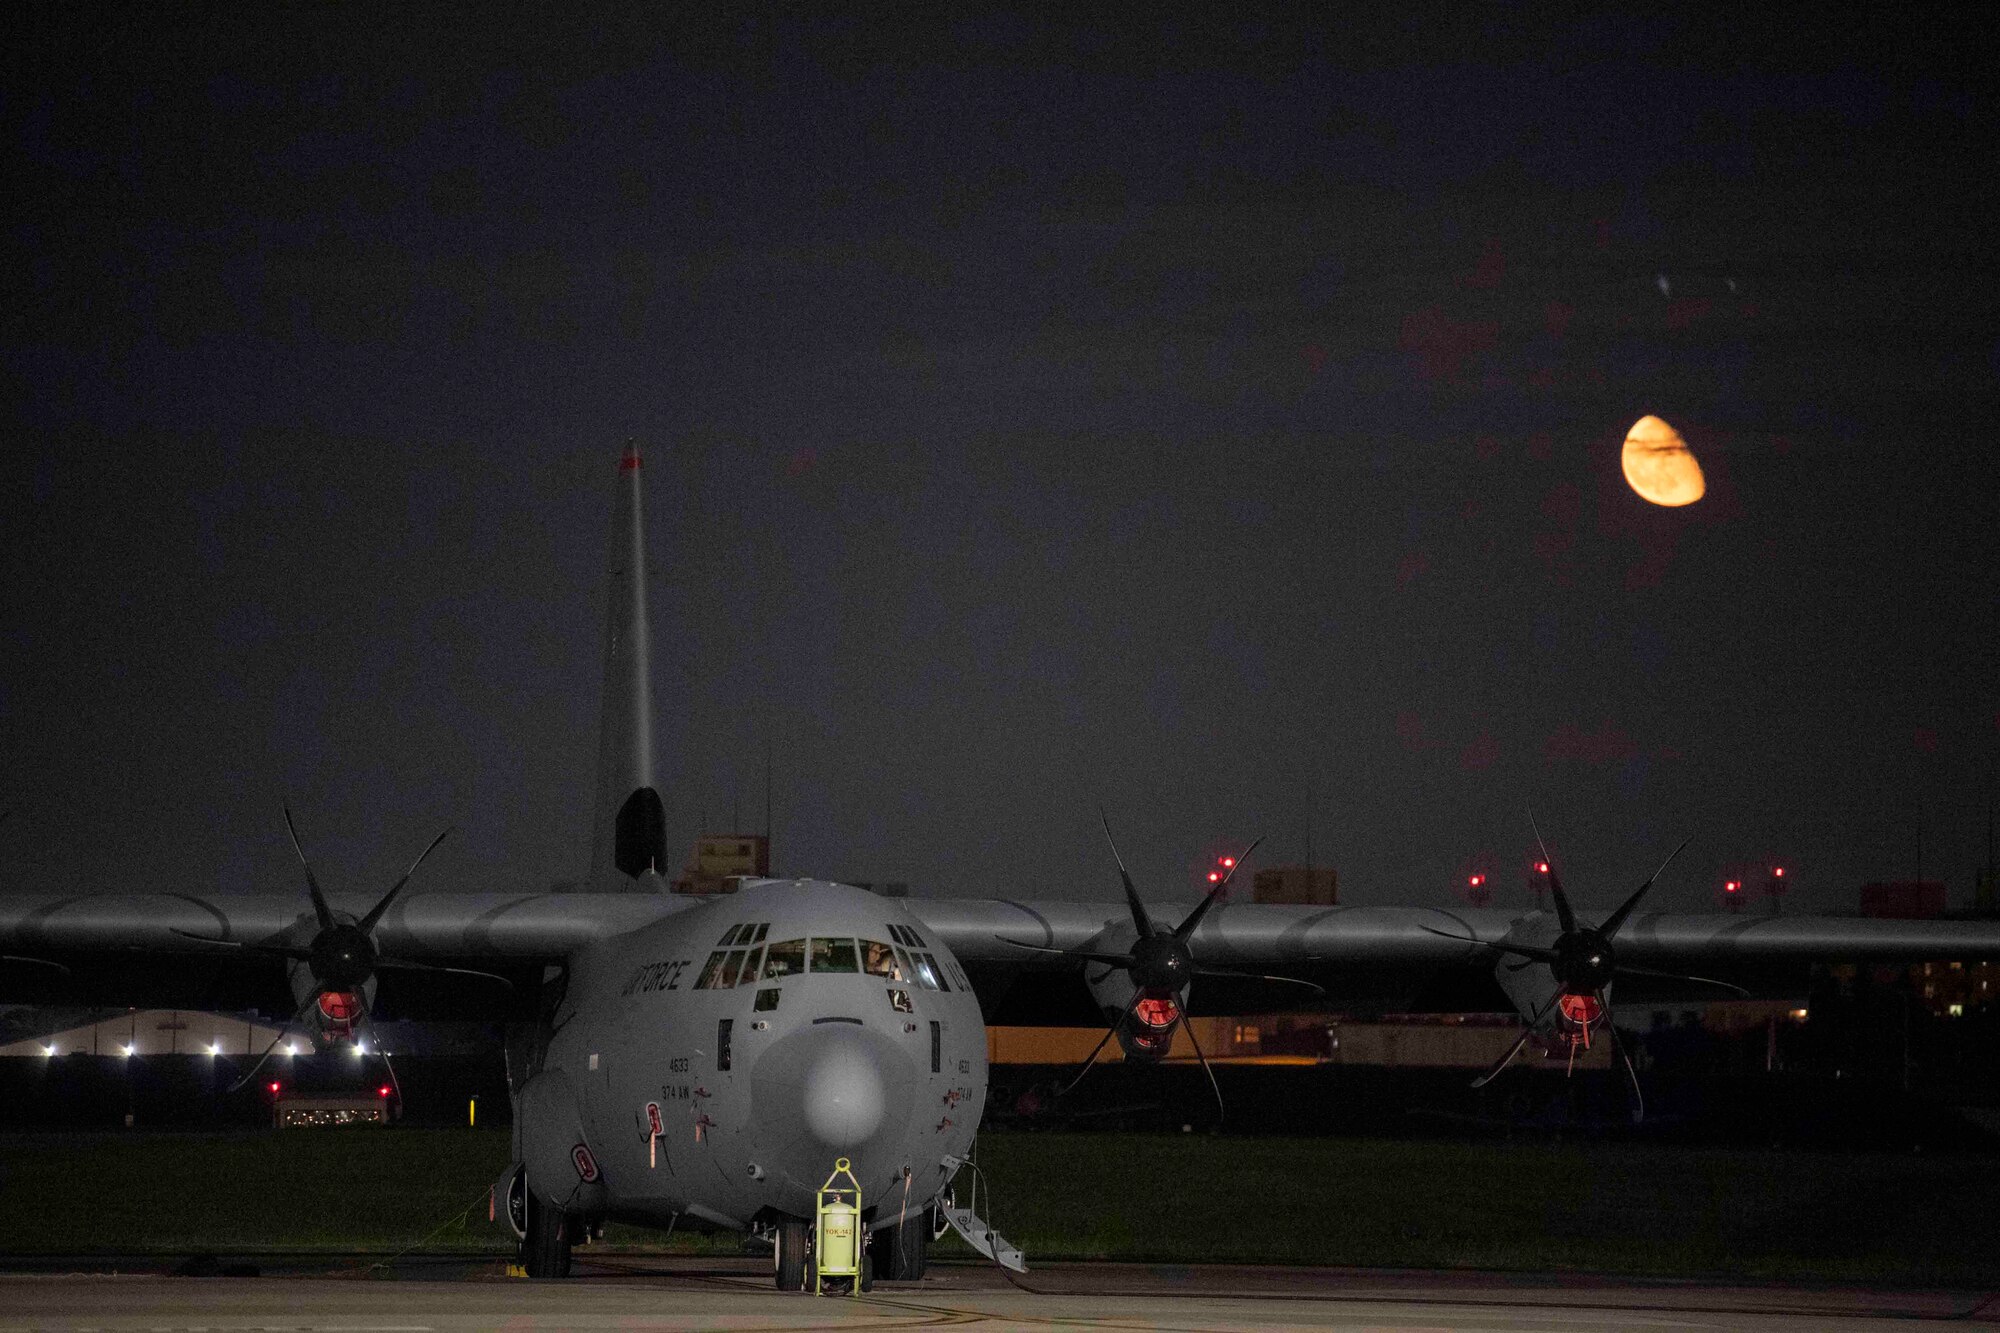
[751,1021,917,1186]
[802,1034,886,1148]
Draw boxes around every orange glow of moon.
[1620,414,1705,507]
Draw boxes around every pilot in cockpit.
[862,939,901,981]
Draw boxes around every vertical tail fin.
[589,443,666,886]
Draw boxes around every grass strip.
[4,1129,1993,1283]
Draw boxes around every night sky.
[4,10,1994,917]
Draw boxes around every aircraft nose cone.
[802,1038,886,1148]
[751,1022,918,1198]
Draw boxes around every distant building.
[672,833,771,895]
[1252,864,1337,905]
[1859,880,1947,919]
[1907,959,2000,1017]
[0,1009,308,1058]
[275,1094,388,1128]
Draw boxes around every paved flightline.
[1,1257,1995,1331]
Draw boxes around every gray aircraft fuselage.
[518,878,986,1235]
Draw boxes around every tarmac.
[1,1255,1995,1331]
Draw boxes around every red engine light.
[1725,880,1741,893]
[1556,993,1603,1026]
[1132,995,1181,1029]
[1535,861,1549,873]
[1220,856,1236,869]
[267,1081,282,1095]
[1469,874,1485,887]
[377,1085,392,1097]
[317,991,360,1023]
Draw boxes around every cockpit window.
[762,939,806,979]
[694,951,733,989]
[751,922,770,943]
[860,940,900,978]
[810,937,861,973]
[912,952,947,991]
[730,945,766,986]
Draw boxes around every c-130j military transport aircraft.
[6,446,2000,1287]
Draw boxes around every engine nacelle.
[1080,922,1188,1063]
[1491,916,1609,1042]
[286,961,375,1046]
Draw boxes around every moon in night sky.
[1621,415,1706,507]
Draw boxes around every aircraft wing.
[12,884,2000,1023]
[0,890,696,1015]
[912,898,2000,1023]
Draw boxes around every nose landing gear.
[870,1207,930,1280]
[774,1216,814,1292]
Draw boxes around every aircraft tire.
[521,1191,572,1280]
[869,1213,928,1281]
[774,1216,812,1292]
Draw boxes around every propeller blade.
[1174,833,1266,942]
[996,939,1141,969]
[359,1015,403,1105]
[2,954,70,977]
[358,826,452,934]
[1529,812,1575,935]
[1177,1004,1225,1127]
[283,805,336,932]
[1472,993,1556,1089]
[1419,925,1562,966]
[1190,966,1325,997]
[1471,1025,1539,1090]
[1602,836,1691,940]
[1098,808,1153,938]
[1601,993,1644,1123]
[1060,987,1146,1100]
[167,929,313,961]
[372,957,517,993]
[1615,963,1750,997]
[229,994,316,1094]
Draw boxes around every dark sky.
[4,9,1995,916]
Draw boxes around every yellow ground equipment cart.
[814,1157,871,1294]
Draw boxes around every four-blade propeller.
[1428,820,1747,1121]
[1003,810,1322,1124]
[173,806,503,1094]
